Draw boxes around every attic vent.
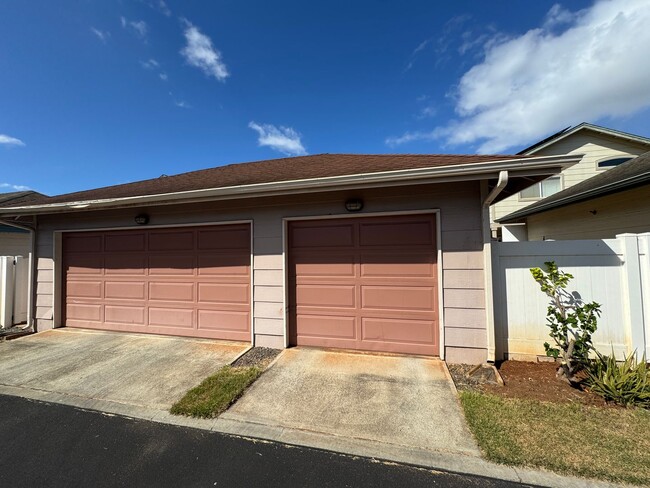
[597,157,633,169]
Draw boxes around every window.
[597,157,633,169]
[520,176,562,200]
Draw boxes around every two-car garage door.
[63,224,251,341]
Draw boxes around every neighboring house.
[0,191,47,256]
[491,123,650,237]
[497,151,650,240]
[0,153,581,364]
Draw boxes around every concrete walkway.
[0,328,248,410]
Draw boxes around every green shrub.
[530,261,601,383]
[586,350,650,408]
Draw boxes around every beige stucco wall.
[491,132,649,226]
[33,181,489,363]
[526,185,650,240]
[0,232,30,256]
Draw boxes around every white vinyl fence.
[0,256,29,328]
[492,233,649,360]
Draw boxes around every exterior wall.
[0,232,30,256]
[491,132,649,226]
[526,185,650,241]
[31,181,489,363]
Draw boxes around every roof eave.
[497,172,650,223]
[0,154,581,216]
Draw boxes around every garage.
[288,214,439,356]
[63,224,251,341]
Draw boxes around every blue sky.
[1,0,649,195]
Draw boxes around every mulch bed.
[450,360,608,406]
[231,347,281,369]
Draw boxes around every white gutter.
[0,154,581,215]
[482,170,509,208]
[0,218,36,332]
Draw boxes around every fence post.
[618,234,646,355]
[636,233,650,358]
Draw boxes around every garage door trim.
[53,220,254,344]
[282,209,443,358]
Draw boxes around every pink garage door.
[63,224,251,341]
[288,214,439,356]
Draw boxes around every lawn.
[171,365,261,418]
[460,391,650,486]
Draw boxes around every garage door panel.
[197,310,249,332]
[105,282,146,300]
[360,254,434,277]
[198,283,249,304]
[67,281,102,299]
[197,254,250,275]
[148,307,194,328]
[361,318,436,345]
[198,227,250,250]
[104,255,147,274]
[148,231,194,251]
[64,235,102,253]
[290,224,354,249]
[67,303,102,322]
[149,282,194,302]
[63,224,251,341]
[290,215,438,356]
[104,233,146,252]
[296,285,355,308]
[105,305,145,325]
[359,220,434,247]
[361,286,435,311]
[294,315,356,340]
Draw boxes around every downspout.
[481,171,508,363]
[0,217,36,332]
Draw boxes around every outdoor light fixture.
[344,199,364,212]
[134,214,150,225]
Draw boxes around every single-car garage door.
[63,224,251,341]
[288,214,439,356]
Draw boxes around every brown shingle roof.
[11,153,519,207]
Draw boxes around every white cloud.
[90,27,110,43]
[0,134,25,147]
[145,0,171,16]
[390,0,650,154]
[121,17,148,39]
[140,58,159,69]
[174,100,191,109]
[180,19,229,81]
[0,183,30,191]
[159,73,168,81]
[248,122,307,156]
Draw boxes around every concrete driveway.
[0,328,247,411]
[221,348,480,457]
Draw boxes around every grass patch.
[171,366,261,418]
[460,391,650,486]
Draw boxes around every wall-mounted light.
[134,214,150,225]
[344,198,364,212]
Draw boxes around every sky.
[1,0,650,196]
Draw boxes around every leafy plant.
[586,350,650,408]
[530,261,601,384]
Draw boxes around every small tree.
[530,261,601,384]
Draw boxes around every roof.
[498,151,650,223]
[0,191,47,206]
[0,153,582,215]
[518,123,650,155]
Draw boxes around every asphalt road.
[0,394,533,488]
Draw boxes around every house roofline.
[0,154,581,216]
[520,123,650,155]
